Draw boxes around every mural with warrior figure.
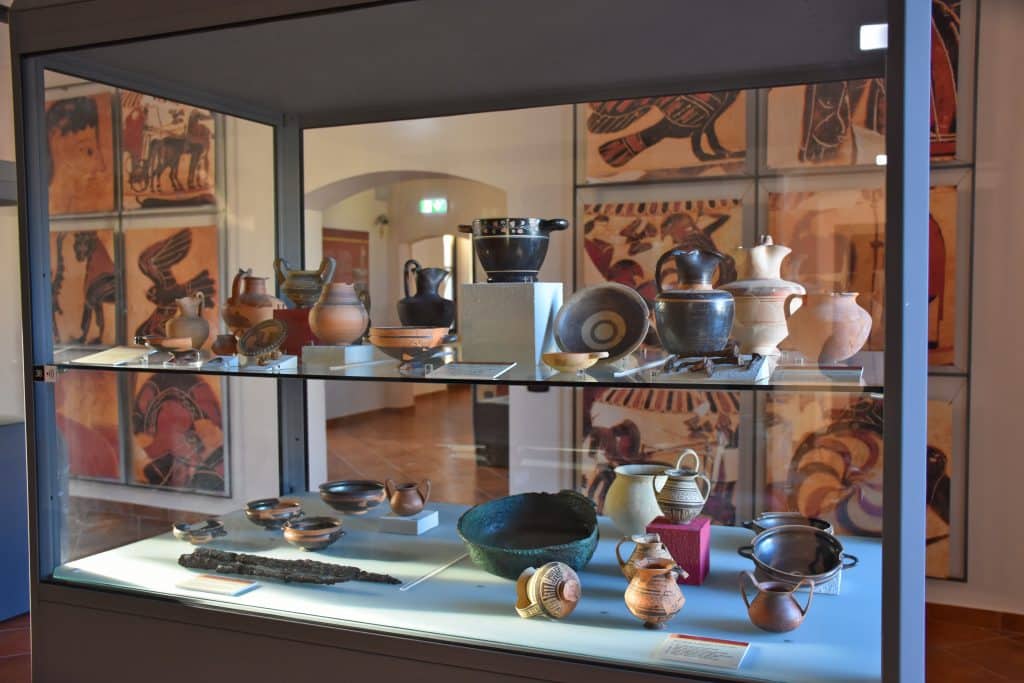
[50,229,117,346]
[121,91,216,209]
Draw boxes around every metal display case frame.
[10,1,930,681]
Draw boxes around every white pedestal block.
[459,282,563,369]
[378,509,439,535]
[301,344,378,368]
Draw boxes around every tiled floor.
[2,606,1022,680]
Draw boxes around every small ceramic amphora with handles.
[624,558,688,629]
[739,570,814,633]
[652,449,711,524]
[385,479,432,517]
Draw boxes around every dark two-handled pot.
[459,218,569,283]
[653,248,734,356]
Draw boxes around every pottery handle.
[654,248,681,294]
[274,258,291,286]
[385,479,397,501]
[319,257,337,285]
[418,479,432,505]
[230,268,249,302]
[458,224,474,234]
[840,553,859,570]
[615,536,635,570]
[695,473,712,503]
[194,290,205,308]
[737,545,755,561]
[403,259,421,299]
[651,473,667,496]
[673,565,690,581]
[674,448,700,474]
[539,218,569,232]
[784,292,805,320]
[738,570,759,610]
[792,578,815,616]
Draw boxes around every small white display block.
[459,282,562,368]
[378,509,439,535]
[301,344,378,368]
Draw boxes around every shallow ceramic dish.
[457,490,599,580]
[738,525,857,589]
[282,516,345,551]
[244,498,304,529]
[319,480,387,515]
[238,319,288,362]
[367,326,449,348]
[554,283,650,362]
[172,519,226,545]
[742,512,834,536]
[541,351,608,373]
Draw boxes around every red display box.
[273,308,317,357]
[646,515,710,586]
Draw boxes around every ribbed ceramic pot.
[653,248,734,356]
[165,291,210,350]
[604,464,669,536]
[514,561,582,620]
[624,558,687,629]
[308,283,369,345]
[652,449,711,525]
[721,236,805,356]
[784,292,872,364]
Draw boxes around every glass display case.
[11,1,935,681]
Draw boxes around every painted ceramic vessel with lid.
[721,236,805,355]
[515,561,582,620]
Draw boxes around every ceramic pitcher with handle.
[385,479,432,517]
[739,570,814,632]
[615,532,674,580]
[165,291,209,350]
[652,449,711,524]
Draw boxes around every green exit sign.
[419,198,448,215]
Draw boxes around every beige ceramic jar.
[308,283,370,345]
[784,292,873,364]
[604,464,670,536]
[165,292,210,350]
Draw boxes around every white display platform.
[54,496,881,682]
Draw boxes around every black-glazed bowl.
[282,516,345,551]
[555,283,650,362]
[244,498,303,529]
[319,480,387,515]
[457,490,599,580]
[459,218,568,283]
[172,519,226,545]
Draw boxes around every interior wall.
[926,0,1024,614]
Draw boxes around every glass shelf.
[50,345,885,394]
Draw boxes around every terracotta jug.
[740,570,814,633]
[616,533,673,580]
[652,449,711,525]
[515,562,582,620]
[308,283,369,346]
[396,259,455,328]
[385,479,431,516]
[604,464,670,536]
[275,257,336,308]
[721,236,805,355]
[653,248,734,356]
[210,334,237,356]
[223,269,285,336]
[165,292,210,350]
[784,292,872,364]
[624,558,688,629]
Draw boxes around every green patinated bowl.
[457,490,599,580]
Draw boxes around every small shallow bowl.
[541,351,609,373]
[319,480,387,515]
[172,519,226,545]
[282,516,345,551]
[738,525,857,589]
[554,283,650,362]
[457,490,599,580]
[244,498,304,529]
[742,512,834,536]
[368,326,449,349]
[136,335,194,352]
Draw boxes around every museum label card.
[426,362,516,380]
[654,634,750,670]
[177,574,260,596]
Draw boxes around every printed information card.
[654,633,750,670]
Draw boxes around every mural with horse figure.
[49,228,117,346]
[123,226,219,346]
[45,93,116,215]
[582,91,747,182]
[120,91,216,209]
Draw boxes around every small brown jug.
[615,533,673,580]
[739,570,814,633]
[652,449,711,524]
[210,334,238,356]
[165,292,210,350]
[223,269,284,336]
[624,558,688,629]
[385,479,432,517]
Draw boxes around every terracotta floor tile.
[927,648,1010,682]
[0,654,30,682]
[927,616,1006,648]
[0,628,30,656]
[0,614,28,630]
[951,637,1024,680]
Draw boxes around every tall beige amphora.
[309,282,369,345]
[604,464,669,536]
